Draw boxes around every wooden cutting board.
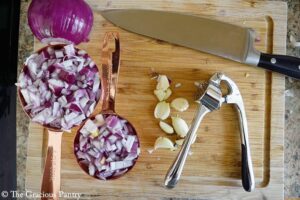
[25,0,287,199]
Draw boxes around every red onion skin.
[28,0,94,45]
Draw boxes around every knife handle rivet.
[298,65,300,70]
[270,58,276,64]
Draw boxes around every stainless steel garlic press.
[164,72,255,192]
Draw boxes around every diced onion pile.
[16,44,100,130]
[75,114,140,180]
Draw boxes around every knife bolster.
[245,47,261,66]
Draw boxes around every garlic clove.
[175,135,196,145]
[156,75,170,91]
[171,145,178,151]
[159,121,174,134]
[163,88,172,100]
[175,139,184,145]
[154,89,165,101]
[171,98,189,112]
[154,101,170,120]
[154,88,172,101]
[171,116,189,138]
[154,136,174,150]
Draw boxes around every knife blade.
[101,9,300,79]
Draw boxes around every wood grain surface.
[25,0,287,199]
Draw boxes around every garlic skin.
[154,136,174,150]
[171,116,189,138]
[175,83,182,88]
[171,98,189,112]
[194,81,200,87]
[159,121,174,134]
[156,75,170,91]
[154,101,170,120]
[147,149,154,154]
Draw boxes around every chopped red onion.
[125,135,136,152]
[75,114,140,180]
[64,44,76,56]
[17,45,100,130]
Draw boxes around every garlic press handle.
[233,101,255,192]
[164,105,210,188]
[219,74,255,192]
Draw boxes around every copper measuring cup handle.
[100,32,120,113]
[41,130,63,200]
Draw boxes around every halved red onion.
[74,114,140,180]
[17,44,101,130]
[28,0,93,45]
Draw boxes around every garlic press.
[164,72,255,192]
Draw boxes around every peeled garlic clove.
[175,139,184,145]
[154,89,165,101]
[154,101,170,120]
[175,134,196,145]
[171,145,178,151]
[154,88,172,101]
[154,136,174,150]
[172,116,189,138]
[163,88,172,100]
[159,121,174,134]
[156,75,170,91]
[171,98,189,112]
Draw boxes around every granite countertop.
[16,0,300,198]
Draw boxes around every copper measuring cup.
[18,45,100,199]
[18,79,62,200]
[73,32,140,180]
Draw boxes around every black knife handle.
[257,53,300,79]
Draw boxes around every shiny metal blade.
[101,9,255,63]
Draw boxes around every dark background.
[0,0,20,196]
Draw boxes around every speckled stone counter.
[16,0,32,194]
[16,0,300,198]
[282,0,300,197]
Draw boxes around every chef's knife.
[101,9,300,79]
